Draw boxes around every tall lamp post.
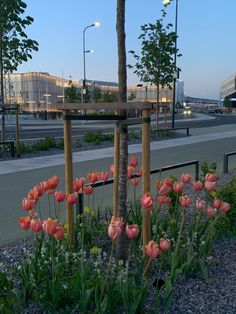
[82,21,100,100]
[163,0,178,129]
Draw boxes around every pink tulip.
[131,178,139,186]
[30,219,43,233]
[109,164,115,176]
[205,173,217,182]
[140,192,154,210]
[212,199,222,209]
[83,185,94,195]
[108,216,124,240]
[99,172,109,182]
[206,206,217,218]
[129,155,138,168]
[164,177,173,187]
[43,218,58,236]
[157,196,166,205]
[19,216,31,230]
[47,176,60,189]
[54,226,65,240]
[205,181,217,192]
[28,189,39,202]
[159,183,170,196]
[127,166,133,179]
[40,181,49,192]
[28,209,37,218]
[34,184,44,197]
[220,202,231,213]
[179,195,191,208]
[22,197,35,211]
[65,193,78,205]
[126,224,139,239]
[159,238,171,252]
[165,196,172,204]
[145,241,161,259]
[173,181,184,193]
[54,191,65,203]
[87,172,98,184]
[181,173,192,184]
[192,180,204,192]
[195,199,206,211]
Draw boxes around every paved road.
[1,120,236,246]
[4,112,236,140]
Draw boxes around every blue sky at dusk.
[18,0,236,99]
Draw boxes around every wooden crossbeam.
[63,114,126,121]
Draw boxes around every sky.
[17,0,236,100]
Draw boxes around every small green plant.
[56,138,64,149]
[31,137,57,151]
[84,132,114,144]
[19,142,32,154]
[0,270,17,313]
[129,131,140,140]
[76,139,81,148]
[200,161,217,179]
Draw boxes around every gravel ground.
[1,167,235,313]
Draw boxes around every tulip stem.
[143,257,152,277]
[48,195,51,217]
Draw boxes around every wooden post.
[15,105,20,157]
[164,106,167,129]
[113,110,120,217]
[63,110,74,247]
[142,109,151,258]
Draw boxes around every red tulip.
[33,185,44,197]
[54,191,65,202]
[127,166,133,179]
[28,209,37,218]
[181,173,192,184]
[173,181,184,193]
[192,180,204,192]
[27,189,39,202]
[159,238,171,252]
[126,224,139,239]
[87,172,98,184]
[22,197,35,211]
[205,173,217,182]
[206,206,217,217]
[47,176,60,189]
[30,219,43,233]
[141,192,154,211]
[99,172,109,182]
[83,185,94,195]
[212,199,222,209]
[157,196,166,205]
[145,241,161,259]
[19,216,31,230]
[131,178,139,186]
[179,195,191,208]
[43,218,58,236]
[129,155,138,168]
[65,193,78,205]
[40,181,49,192]
[136,168,143,177]
[164,177,173,187]
[220,202,231,213]
[205,181,217,192]
[54,225,65,240]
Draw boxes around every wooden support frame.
[142,109,151,257]
[57,102,153,249]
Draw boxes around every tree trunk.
[116,0,128,261]
[155,84,160,132]
[0,31,5,142]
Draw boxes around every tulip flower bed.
[0,156,234,313]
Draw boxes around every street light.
[82,21,100,99]
[163,0,178,129]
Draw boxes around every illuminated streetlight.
[163,0,178,129]
[82,21,100,99]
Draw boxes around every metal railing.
[223,151,236,173]
[76,159,199,215]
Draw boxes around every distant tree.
[64,84,80,103]
[223,96,231,108]
[128,11,181,129]
[102,91,118,103]
[128,92,136,101]
[0,0,39,141]
[89,86,102,103]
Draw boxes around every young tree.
[128,12,181,129]
[0,0,38,141]
[223,96,231,108]
[64,84,81,103]
[116,0,128,260]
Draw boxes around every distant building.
[220,73,236,104]
[2,72,184,111]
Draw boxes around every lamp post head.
[93,21,100,28]
[163,0,171,6]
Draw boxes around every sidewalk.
[1,123,236,175]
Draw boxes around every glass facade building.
[220,73,236,101]
[2,72,184,111]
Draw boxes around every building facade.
[220,73,236,101]
[2,72,184,111]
